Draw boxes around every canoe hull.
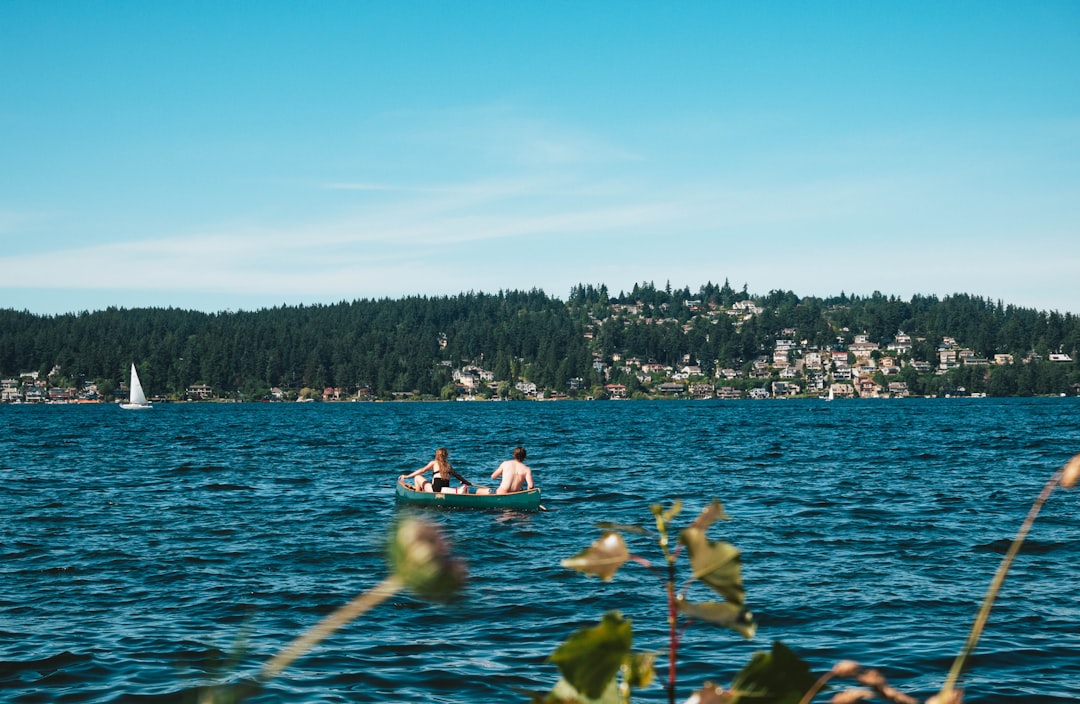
[395,480,541,511]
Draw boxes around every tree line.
[1,282,1078,399]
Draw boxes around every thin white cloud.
[4,101,1078,314]
[0,167,1011,299]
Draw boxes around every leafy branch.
[556,499,763,703]
[549,452,1080,704]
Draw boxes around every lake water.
[2,398,1079,703]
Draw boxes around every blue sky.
[2,2,1078,315]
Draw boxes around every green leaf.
[651,501,682,549]
[650,500,683,527]
[727,641,818,704]
[545,676,622,704]
[548,612,633,699]
[538,629,652,702]
[678,528,745,606]
[624,652,656,689]
[674,596,757,639]
[561,532,630,581]
[688,498,730,532]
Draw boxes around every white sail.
[129,364,147,405]
[121,363,152,409]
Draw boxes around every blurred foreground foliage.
[541,454,1080,704]
[181,453,1080,704]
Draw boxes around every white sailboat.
[119,363,152,409]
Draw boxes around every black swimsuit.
[432,476,450,492]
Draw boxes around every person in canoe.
[491,446,534,494]
[400,447,483,494]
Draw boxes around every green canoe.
[395,479,542,512]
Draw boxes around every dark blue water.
[2,398,1079,703]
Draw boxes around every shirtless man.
[491,447,533,494]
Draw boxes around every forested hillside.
[2,282,1078,400]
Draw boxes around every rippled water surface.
[2,398,1079,703]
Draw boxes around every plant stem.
[937,468,1063,699]
[259,574,404,683]
[796,672,834,704]
[666,557,678,704]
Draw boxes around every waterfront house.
[187,384,213,400]
[771,381,800,398]
[47,387,74,403]
[689,383,714,399]
[2,379,22,403]
[829,382,856,399]
[603,383,627,399]
[888,382,910,398]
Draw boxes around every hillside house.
[731,300,764,316]
[856,377,883,398]
[887,331,913,355]
[939,349,958,368]
[848,341,879,361]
